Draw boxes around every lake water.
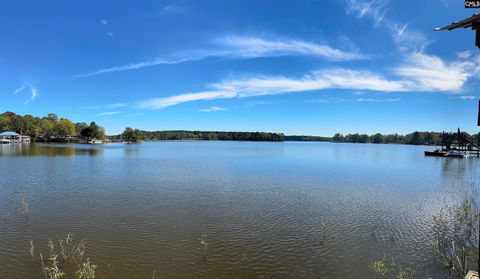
[0,141,478,278]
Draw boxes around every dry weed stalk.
[199,234,208,260]
[431,196,479,277]
[21,198,29,215]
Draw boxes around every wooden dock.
[425,129,480,158]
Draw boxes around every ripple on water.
[0,142,473,278]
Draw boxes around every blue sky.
[1,0,479,135]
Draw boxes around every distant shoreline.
[108,130,467,146]
[1,111,474,146]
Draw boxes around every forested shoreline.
[289,131,480,145]
[115,129,480,146]
[2,111,479,145]
[113,129,286,142]
[0,111,105,142]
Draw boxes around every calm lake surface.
[0,141,478,278]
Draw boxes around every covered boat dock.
[0,132,30,144]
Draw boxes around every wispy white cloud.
[346,0,428,52]
[245,100,273,107]
[69,57,194,79]
[214,69,410,98]
[108,103,127,108]
[69,35,367,79]
[80,103,127,110]
[395,52,476,92]
[456,95,476,100]
[137,90,237,109]
[13,84,26,95]
[216,36,368,60]
[136,64,469,110]
[29,85,38,102]
[14,83,38,103]
[199,106,228,112]
[136,53,477,110]
[345,0,479,91]
[161,3,190,15]
[356,97,400,102]
[100,19,114,38]
[305,97,348,104]
[456,51,472,59]
[346,0,387,26]
[306,97,400,103]
[80,50,474,111]
[98,111,123,116]
[225,55,474,96]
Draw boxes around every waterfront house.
[0,132,31,143]
[20,135,31,143]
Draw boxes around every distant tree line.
[113,128,480,145]
[284,135,331,141]
[0,111,105,141]
[331,131,480,145]
[3,111,478,146]
[111,129,286,142]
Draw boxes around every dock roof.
[435,13,480,31]
[0,132,20,136]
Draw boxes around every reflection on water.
[0,143,103,157]
[0,141,478,278]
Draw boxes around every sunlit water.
[0,142,478,278]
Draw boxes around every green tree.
[75,122,89,137]
[46,113,58,122]
[80,122,105,141]
[80,127,93,140]
[1,111,25,133]
[371,133,384,144]
[409,131,424,145]
[122,127,142,143]
[23,115,43,139]
[333,133,345,142]
[41,118,56,137]
[56,118,76,137]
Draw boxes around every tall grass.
[44,255,65,279]
[32,234,95,279]
[369,256,415,279]
[432,195,479,277]
[75,258,96,279]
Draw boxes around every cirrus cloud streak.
[138,52,476,110]
[69,35,368,79]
